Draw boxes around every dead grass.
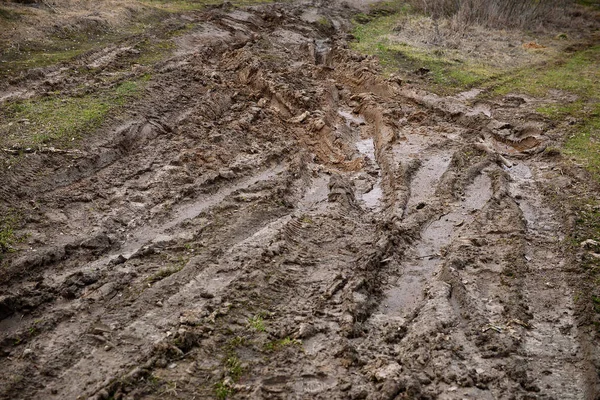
[403,0,571,29]
[350,2,557,93]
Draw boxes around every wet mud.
[0,1,598,399]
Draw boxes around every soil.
[0,1,599,399]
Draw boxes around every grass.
[0,31,119,80]
[225,355,243,380]
[0,211,23,257]
[350,3,500,93]
[264,337,301,352]
[215,381,233,400]
[490,45,600,180]
[0,75,150,148]
[247,314,266,332]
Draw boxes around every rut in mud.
[0,1,598,399]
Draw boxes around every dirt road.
[0,1,598,399]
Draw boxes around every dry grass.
[404,0,572,29]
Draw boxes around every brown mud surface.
[0,1,599,399]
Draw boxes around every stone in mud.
[295,322,317,339]
[372,362,403,382]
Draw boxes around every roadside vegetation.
[0,76,150,148]
[0,211,21,257]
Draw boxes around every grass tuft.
[0,211,21,256]
[247,314,266,332]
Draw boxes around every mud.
[0,1,598,399]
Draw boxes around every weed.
[227,336,246,348]
[225,355,243,380]
[247,314,266,332]
[264,337,302,351]
[215,381,233,400]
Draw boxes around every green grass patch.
[215,381,233,400]
[493,45,600,98]
[225,354,243,380]
[490,46,600,180]
[247,314,266,332]
[0,75,150,148]
[350,5,499,93]
[139,0,284,13]
[564,110,600,179]
[0,211,22,256]
[264,337,301,352]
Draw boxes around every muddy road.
[0,1,598,399]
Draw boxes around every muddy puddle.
[355,138,382,210]
[338,109,383,210]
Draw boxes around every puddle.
[379,173,492,318]
[339,110,382,211]
[506,163,561,238]
[356,138,375,160]
[392,133,429,158]
[338,110,365,127]
[355,138,382,210]
[491,136,542,155]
